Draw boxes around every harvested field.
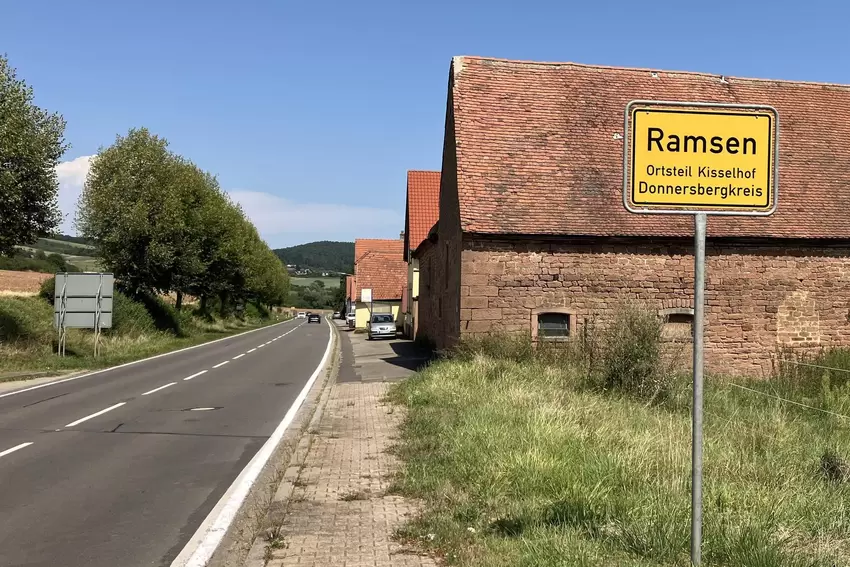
[0,270,52,295]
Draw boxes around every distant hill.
[273,241,354,274]
[50,234,94,247]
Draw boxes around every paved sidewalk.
[253,326,435,567]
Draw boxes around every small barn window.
[660,308,694,341]
[538,313,570,338]
[666,312,693,325]
[531,308,576,342]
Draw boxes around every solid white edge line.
[65,402,127,428]
[0,318,299,400]
[171,320,332,567]
[141,382,177,396]
[246,348,256,353]
[232,354,245,360]
[183,370,208,381]
[212,361,229,369]
[0,442,33,458]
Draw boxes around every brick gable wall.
[457,236,850,376]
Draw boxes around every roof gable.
[450,56,850,239]
[354,251,406,301]
[404,171,441,260]
[354,239,403,264]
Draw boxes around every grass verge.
[388,350,850,566]
[0,292,286,376]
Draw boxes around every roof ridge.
[453,55,850,90]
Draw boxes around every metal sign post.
[623,100,778,566]
[691,212,706,564]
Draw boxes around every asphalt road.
[0,317,330,567]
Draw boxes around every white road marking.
[183,370,208,381]
[0,319,298,400]
[65,402,126,428]
[171,316,333,567]
[232,354,245,360]
[256,344,265,348]
[0,442,33,459]
[142,382,177,396]
[247,348,256,353]
[212,361,229,369]
[190,407,216,412]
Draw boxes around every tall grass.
[389,306,850,566]
[0,288,283,374]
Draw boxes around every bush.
[39,276,55,304]
[110,291,157,336]
[0,296,54,343]
[243,302,270,320]
[126,290,195,337]
[0,252,79,273]
[449,303,675,402]
[587,303,671,401]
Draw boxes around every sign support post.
[691,212,706,565]
[623,100,778,567]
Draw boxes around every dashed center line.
[233,353,245,360]
[184,370,208,381]
[212,361,230,369]
[257,344,265,349]
[247,348,256,353]
[0,442,33,459]
[65,402,126,428]
[141,382,176,396]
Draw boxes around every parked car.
[307,313,321,323]
[345,311,356,329]
[296,311,306,319]
[368,313,397,340]
[333,311,340,319]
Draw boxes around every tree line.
[1,54,288,313]
[77,128,289,312]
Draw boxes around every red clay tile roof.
[404,171,441,259]
[354,251,406,301]
[354,239,404,264]
[449,56,850,239]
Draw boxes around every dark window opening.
[666,312,693,324]
[538,312,570,339]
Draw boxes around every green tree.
[0,55,67,255]
[78,127,289,315]
[77,129,191,294]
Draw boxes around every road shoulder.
[241,321,436,567]
[207,320,341,567]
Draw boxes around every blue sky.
[6,0,849,247]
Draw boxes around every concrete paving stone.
[254,325,436,567]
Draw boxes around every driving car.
[307,313,321,323]
[367,313,396,340]
[296,311,306,319]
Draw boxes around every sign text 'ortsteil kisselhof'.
[625,101,778,214]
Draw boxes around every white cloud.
[228,190,403,247]
[55,155,95,235]
[52,156,403,246]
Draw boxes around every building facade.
[416,56,850,376]
[403,170,441,339]
[351,239,406,329]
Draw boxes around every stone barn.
[416,56,850,376]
